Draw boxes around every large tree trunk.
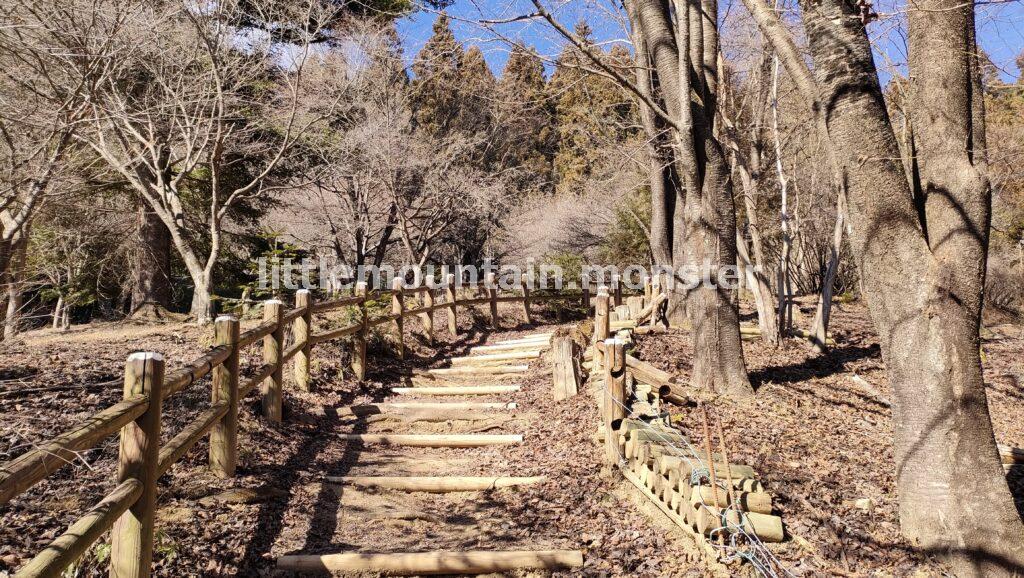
[683,142,753,396]
[189,275,214,324]
[130,201,173,318]
[794,0,1024,572]
[632,0,752,397]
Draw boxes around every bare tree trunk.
[52,296,63,330]
[632,28,674,268]
[130,201,173,318]
[770,57,794,338]
[810,193,844,352]
[732,134,779,342]
[189,272,214,324]
[2,233,28,340]
[789,0,1024,571]
[628,0,752,397]
[897,0,1023,572]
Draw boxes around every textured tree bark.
[130,202,172,318]
[683,130,752,396]
[628,13,674,267]
[633,0,752,396]
[793,0,1024,572]
[899,0,1024,573]
[2,232,27,340]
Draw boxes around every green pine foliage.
[411,13,466,136]
[549,23,638,195]
[496,43,557,194]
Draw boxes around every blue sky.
[395,0,1024,84]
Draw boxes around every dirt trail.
[272,334,577,570]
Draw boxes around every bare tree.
[77,0,339,322]
[0,0,124,335]
[277,20,505,275]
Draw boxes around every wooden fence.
[586,287,786,569]
[0,271,619,578]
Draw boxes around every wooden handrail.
[157,401,230,477]
[0,394,148,506]
[312,295,363,313]
[281,306,305,324]
[163,345,232,397]
[239,363,275,398]
[310,323,361,344]
[238,319,277,348]
[14,479,143,578]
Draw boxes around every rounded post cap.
[597,286,609,296]
[215,314,238,323]
[296,288,311,295]
[263,299,284,306]
[127,351,165,362]
[392,276,404,290]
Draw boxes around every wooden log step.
[325,476,546,492]
[451,350,541,365]
[277,550,584,575]
[655,454,758,480]
[428,365,529,376]
[491,334,552,345]
[391,386,520,396]
[338,434,523,447]
[470,342,550,355]
[345,402,517,415]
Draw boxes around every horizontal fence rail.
[1,271,653,578]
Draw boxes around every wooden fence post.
[392,277,405,360]
[293,289,312,392]
[486,271,499,329]
[611,274,622,307]
[552,337,579,400]
[582,283,590,310]
[110,352,164,578]
[649,275,662,328]
[603,338,626,464]
[262,300,284,423]
[353,282,368,381]
[420,274,435,345]
[593,287,610,369]
[520,272,532,324]
[210,315,240,477]
[445,273,458,336]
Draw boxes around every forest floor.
[631,297,1024,577]
[0,298,1022,577]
